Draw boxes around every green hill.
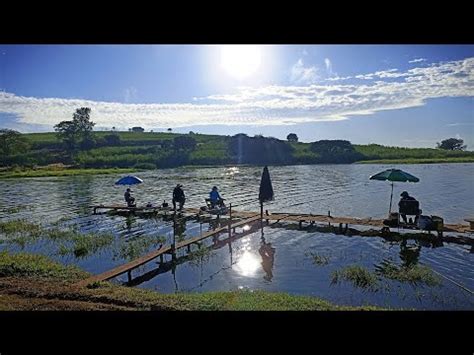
[1,131,473,175]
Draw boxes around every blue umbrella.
[115,175,143,186]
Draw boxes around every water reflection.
[259,236,275,282]
[236,251,260,277]
[400,240,421,268]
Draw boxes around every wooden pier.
[75,213,260,287]
[78,204,473,288]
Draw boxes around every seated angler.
[124,188,136,207]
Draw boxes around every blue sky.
[0,45,473,148]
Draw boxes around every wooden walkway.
[90,204,172,215]
[75,213,260,287]
[183,208,471,234]
[78,204,473,288]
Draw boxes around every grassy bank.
[0,250,382,311]
[0,167,138,179]
[3,131,474,171]
[356,157,474,164]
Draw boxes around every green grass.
[357,157,474,164]
[0,167,138,178]
[0,250,88,280]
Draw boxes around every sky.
[0,44,473,148]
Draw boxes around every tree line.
[0,107,470,168]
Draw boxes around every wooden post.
[127,270,132,283]
[172,217,177,261]
[299,220,302,229]
[228,203,232,238]
[160,254,163,263]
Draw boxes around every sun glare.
[220,45,262,80]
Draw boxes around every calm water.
[1,164,473,309]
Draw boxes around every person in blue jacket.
[209,186,224,208]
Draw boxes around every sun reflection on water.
[235,251,260,277]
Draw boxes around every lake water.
[1,164,473,309]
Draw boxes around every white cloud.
[409,58,427,63]
[1,58,473,131]
[290,59,319,84]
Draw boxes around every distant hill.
[2,131,473,169]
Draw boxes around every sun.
[220,45,262,80]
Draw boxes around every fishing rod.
[422,263,474,295]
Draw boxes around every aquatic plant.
[188,246,215,267]
[57,232,115,258]
[115,235,166,261]
[307,251,331,266]
[331,265,379,291]
[0,219,42,236]
[375,260,441,287]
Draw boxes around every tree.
[103,133,121,146]
[310,140,363,163]
[0,129,30,156]
[167,128,172,132]
[54,107,95,152]
[287,133,298,142]
[437,138,466,151]
[173,136,197,150]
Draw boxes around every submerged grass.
[57,232,115,258]
[115,235,166,261]
[375,260,441,287]
[307,251,331,266]
[0,220,114,258]
[331,265,379,291]
[0,219,42,236]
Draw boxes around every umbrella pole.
[260,202,264,240]
[389,182,394,214]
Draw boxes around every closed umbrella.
[258,166,274,238]
[369,168,419,214]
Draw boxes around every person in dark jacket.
[398,191,419,224]
[172,184,185,211]
[124,188,136,207]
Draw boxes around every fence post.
[228,203,232,238]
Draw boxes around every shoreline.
[0,251,383,311]
[1,159,473,179]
